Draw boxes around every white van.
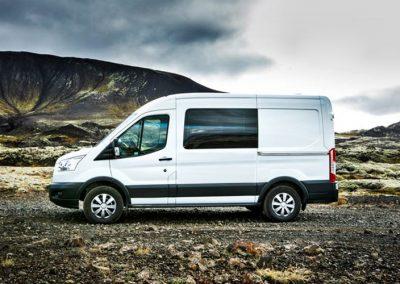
[50,93,337,223]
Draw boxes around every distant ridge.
[0,51,217,131]
[361,121,400,138]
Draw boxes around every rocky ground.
[0,167,52,193]
[0,192,399,283]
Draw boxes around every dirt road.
[1,193,399,283]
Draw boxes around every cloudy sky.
[0,0,399,131]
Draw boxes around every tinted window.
[140,117,169,154]
[184,109,258,149]
[118,121,142,157]
[117,115,169,158]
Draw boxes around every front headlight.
[57,155,85,171]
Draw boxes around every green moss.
[96,84,110,93]
[168,278,187,284]
[360,180,384,190]
[342,182,359,192]
[377,187,400,195]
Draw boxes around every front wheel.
[262,184,301,222]
[83,186,124,224]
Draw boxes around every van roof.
[135,92,330,114]
[171,92,324,100]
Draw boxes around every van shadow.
[121,208,265,224]
[55,207,312,225]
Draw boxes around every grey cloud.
[0,0,271,75]
[337,86,400,115]
[148,22,235,45]
[168,46,272,75]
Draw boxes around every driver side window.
[117,115,169,158]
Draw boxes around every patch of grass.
[338,163,357,172]
[1,258,15,268]
[107,100,139,119]
[256,267,311,284]
[359,180,384,190]
[339,179,396,194]
[125,270,137,279]
[339,181,359,192]
[0,134,25,147]
[366,167,386,175]
[46,134,79,145]
[169,278,186,284]
[0,135,20,143]
[96,83,111,93]
[369,187,400,196]
[135,246,151,256]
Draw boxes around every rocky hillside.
[361,121,400,137]
[0,52,216,132]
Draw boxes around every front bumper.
[303,181,338,203]
[48,182,83,209]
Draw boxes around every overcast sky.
[0,0,399,131]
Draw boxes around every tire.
[83,186,124,224]
[262,184,301,222]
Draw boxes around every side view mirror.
[113,139,120,157]
[114,146,120,157]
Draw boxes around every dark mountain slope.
[0,52,217,131]
[361,121,400,137]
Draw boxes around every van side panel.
[258,108,323,151]
[256,96,335,202]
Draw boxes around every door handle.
[159,157,172,161]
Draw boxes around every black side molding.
[303,180,338,203]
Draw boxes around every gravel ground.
[0,193,399,283]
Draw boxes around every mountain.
[361,121,400,138]
[0,52,217,132]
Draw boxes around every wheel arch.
[257,176,309,210]
[78,177,130,206]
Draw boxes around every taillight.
[329,148,336,183]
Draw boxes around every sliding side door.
[175,97,258,205]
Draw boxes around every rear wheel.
[262,184,301,222]
[83,186,124,224]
